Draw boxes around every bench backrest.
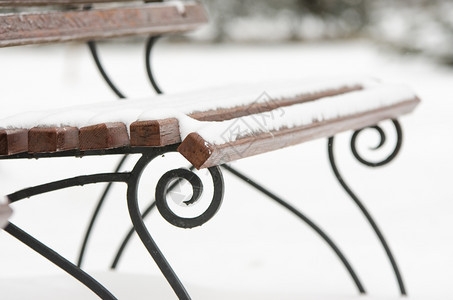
[0,0,208,47]
[0,0,152,5]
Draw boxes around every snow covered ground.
[0,40,452,299]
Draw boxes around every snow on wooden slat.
[190,85,363,121]
[0,1,208,47]
[192,84,417,145]
[0,0,143,6]
[129,84,363,147]
[0,79,420,161]
[0,78,376,130]
[178,98,420,169]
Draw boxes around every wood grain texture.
[0,0,145,6]
[177,132,214,169]
[125,86,363,148]
[28,127,78,153]
[0,1,208,47]
[189,85,363,121]
[130,118,180,147]
[178,98,421,169]
[0,129,28,156]
[79,122,129,150]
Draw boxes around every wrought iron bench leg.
[221,164,366,294]
[111,163,366,294]
[111,165,195,269]
[125,154,191,300]
[6,146,205,299]
[78,155,129,268]
[327,120,406,295]
[87,40,126,99]
[4,222,117,300]
[5,172,131,299]
[124,150,224,299]
[145,35,163,95]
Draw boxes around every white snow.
[197,84,415,144]
[0,196,8,205]
[164,0,187,15]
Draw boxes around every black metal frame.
[2,32,407,300]
[4,145,224,300]
[328,121,406,295]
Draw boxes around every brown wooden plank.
[178,98,420,169]
[0,0,146,6]
[0,1,208,47]
[130,118,180,147]
[28,126,78,153]
[127,85,362,148]
[189,85,363,121]
[0,129,28,156]
[79,122,129,150]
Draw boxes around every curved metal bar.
[327,123,406,295]
[77,155,129,268]
[111,166,195,270]
[87,41,126,99]
[145,35,163,94]
[7,173,130,203]
[111,201,156,269]
[155,167,224,228]
[126,152,191,299]
[221,164,366,294]
[4,222,117,300]
[351,120,403,167]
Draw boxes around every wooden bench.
[0,1,420,299]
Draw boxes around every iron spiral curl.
[126,150,224,299]
[350,119,402,167]
[155,167,224,229]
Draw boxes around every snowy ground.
[0,40,452,299]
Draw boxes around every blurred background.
[194,0,453,64]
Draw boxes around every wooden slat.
[28,126,78,153]
[0,1,208,47]
[178,98,421,169]
[0,0,145,6]
[190,85,363,122]
[79,122,129,150]
[129,86,363,147]
[130,118,181,147]
[0,129,28,156]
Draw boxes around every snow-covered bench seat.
[0,77,420,168]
